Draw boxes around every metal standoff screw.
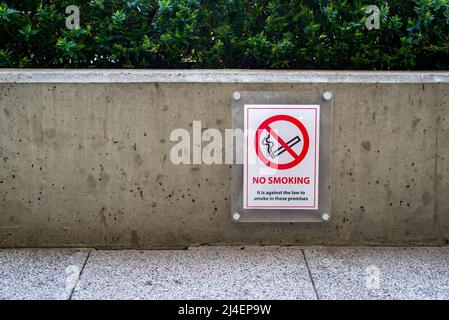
[322,91,333,101]
[321,212,331,222]
[233,213,241,221]
[233,92,241,101]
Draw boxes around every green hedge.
[1,0,449,69]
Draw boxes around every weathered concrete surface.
[305,247,449,299]
[0,249,89,300]
[2,247,449,300]
[72,247,316,300]
[0,71,449,247]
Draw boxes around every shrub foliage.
[0,0,448,69]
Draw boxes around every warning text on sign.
[254,189,310,202]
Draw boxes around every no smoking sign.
[244,104,320,209]
[255,114,310,170]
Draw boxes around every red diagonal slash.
[259,123,300,160]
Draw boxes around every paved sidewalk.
[1,247,448,300]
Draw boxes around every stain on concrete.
[412,118,421,128]
[99,207,108,228]
[87,175,97,190]
[98,170,110,187]
[361,141,371,151]
[103,119,107,139]
[31,115,44,143]
[45,128,56,139]
[115,209,125,222]
[134,154,143,167]
[131,230,139,246]
[161,154,167,168]
[422,191,432,206]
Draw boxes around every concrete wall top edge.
[1,69,449,83]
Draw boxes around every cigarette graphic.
[262,134,301,159]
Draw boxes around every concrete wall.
[1,70,448,248]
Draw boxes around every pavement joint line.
[68,250,92,300]
[301,249,320,300]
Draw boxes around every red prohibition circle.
[255,114,309,170]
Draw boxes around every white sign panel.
[243,104,320,209]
